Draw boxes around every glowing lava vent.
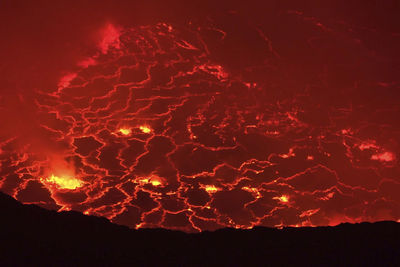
[41,174,83,190]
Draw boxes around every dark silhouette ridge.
[0,191,399,266]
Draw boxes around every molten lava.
[1,7,399,233]
[119,128,132,136]
[204,185,219,194]
[41,175,83,190]
[139,126,152,134]
[274,195,289,203]
[137,176,163,187]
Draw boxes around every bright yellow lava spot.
[273,195,289,203]
[41,174,83,190]
[204,185,219,193]
[138,176,162,187]
[150,180,162,186]
[139,125,152,134]
[119,128,132,135]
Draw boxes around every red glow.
[58,73,78,90]
[98,23,121,54]
[1,5,400,233]
[371,152,395,162]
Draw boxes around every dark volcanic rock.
[0,191,399,266]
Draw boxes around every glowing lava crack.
[0,15,399,233]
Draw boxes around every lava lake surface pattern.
[0,1,400,232]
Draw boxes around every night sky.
[0,0,399,232]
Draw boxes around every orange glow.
[204,185,219,193]
[139,125,152,134]
[273,195,289,203]
[135,223,144,229]
[4,15,400,233]
[242,186,262,198]
[299,208,320,218]
[137,176,163,187]
[41,174,83,190]
[119,128,132,135]
[150,180,162,186]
